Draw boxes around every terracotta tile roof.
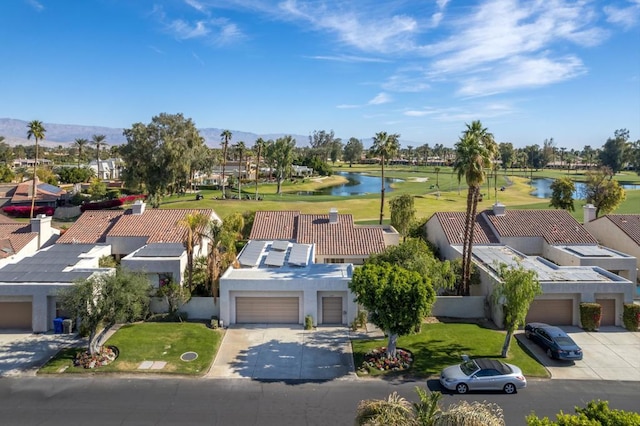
[297,214,386,256]
[57,207,214,245]
[249,210,387,256]
[108,209,214,243]
[0,223,37,258]
[483,209,597,245]
[432,211,498,245]
[10,179,66,204]
[600,214,640,245]
[56,210,125,244]
[249,211,299,241]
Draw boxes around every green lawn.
[39,322,223,376]
[352,322,549,378]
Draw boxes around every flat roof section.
[560,245,631,258]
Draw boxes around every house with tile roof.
[56,200,219,288]
[0,214,59,267]
[0,178,66,209]
[583,205,640,287]
[249,208,399,264]
[426,203,636,328]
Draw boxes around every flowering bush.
[74,346,118,369]
[2,205,55,218]
[80,194,146,212]
[360,347,413,373]
[580,303,602,331]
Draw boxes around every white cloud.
[404,110,435,117]
[336,104,360,109]
[148,45,165,54]
[604,2,640,30]
[382,70,430,93]
[184,0,208,13]
[168,20,211,39]
[26,0,44,11]
[368,93,392,105]
[308,55,390,63]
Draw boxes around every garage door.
[236,297,299,324]
[0,302,32,330]
[322,297,343,324]
[596,299,616,326]
[525,299,573,325]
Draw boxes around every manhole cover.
[180,351,198,362]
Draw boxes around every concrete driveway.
[0,331,83,377]
[207,325,355,381]
[516,326,640,381]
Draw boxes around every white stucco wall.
[121,253,187,287]
[431,296,486,318]
[0,284,72,332]
[585,220,640,283]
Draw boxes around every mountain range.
[0,118,312,149]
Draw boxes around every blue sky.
[1,0,639,149]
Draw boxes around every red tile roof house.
[426,203,636,328]
[0,214,59,267]
[248,208,400,264]
[56,200,218,289]
[3,178,67,209]
[583,204,640,292]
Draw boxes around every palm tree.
[453,120,495,296]
[220,130,232,198]
[91,134,107,180]
[202,219,240,302]
[178,212,210,291]
[26,120,46,219]
[253,138,266,200]
[371,131,400,224]
[74,138,89,168]
[235,141,246,199]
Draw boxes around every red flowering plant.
[74,346,118,369]
[360,347,413,373]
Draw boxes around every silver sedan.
[439,358,526,394]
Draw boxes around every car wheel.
[546,348,554,359]
[456,383,468,394]
[503,383,517,394]
[525,331,531,339]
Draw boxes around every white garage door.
[526,299,573,325]
[236,297,299,324]
[322,297,343,324]
[596,299,616,326]
[0,302,32,330]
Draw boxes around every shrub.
[2,205,55,218]
[304,314,314,330]
[79,194,146,212]
[622,303,640,331]
[580,303,601,331]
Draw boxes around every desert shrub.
[580,303,601,331]
[622,303,640,331]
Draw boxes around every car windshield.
[555,336,576,346]
[460,360,478,376]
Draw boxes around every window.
[326,258,345,264]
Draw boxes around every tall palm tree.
[74,138,89,168]
[220,130,232,198]
[91,134,107,180]
[453,120,495,296]
[26,120,46,219]
[234,141,246,199]
[178,212,210,291]
[253,137,266,200]
[371,131,400,224]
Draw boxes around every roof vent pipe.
[329,208,338,224]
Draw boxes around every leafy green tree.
[549,177,575,211]
[74,138,89,167]
[88,177,107,200]
[0,139,14,164]
[58,268,152,355]
[390,194,415,241]
[526,400,640,425]
[350,262,435,358]
[0,164,14,182]
[309,129,335,161]
[453,120,496,296]
[220,130,232,198]
[26,120,46,219]
[599,129,629,174]
[56,166,94,184]
[499,142,515,172]
[156,280,190,317]
[265,135,296,194]
[121,113,205,205]
[343,137,363,167]
[583,167,626,218]
[329,138,343,165]
[253,137,267,199]
[371,131,400,224]
[179,212,210,291]
[493,263,541,358]
[628,139,640,175]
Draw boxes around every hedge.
[579,303,601,331]
[80,194,146,212]
[2,205,55,218]
[622,304,640,331]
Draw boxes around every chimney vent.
[492,202,506,216]
[132,200,146,215]
[583,203,596,223]
[329,208,338,224]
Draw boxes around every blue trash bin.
[53,317,64,334]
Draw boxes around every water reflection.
[530,178,639,199]
[296,172,402,196]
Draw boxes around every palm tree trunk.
[255,151,260,200]
[459,186,475,295]
[238,154,242,199]
[379,156,385,225]
[463,186,481,295]
[30,139,39,219]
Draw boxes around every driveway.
[207,325,356,381]
[516,326,640,381]
[0,331,83,377]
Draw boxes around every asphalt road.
[0,377,637,426]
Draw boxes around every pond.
[530,178,640,199]
[296,172,403,196]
